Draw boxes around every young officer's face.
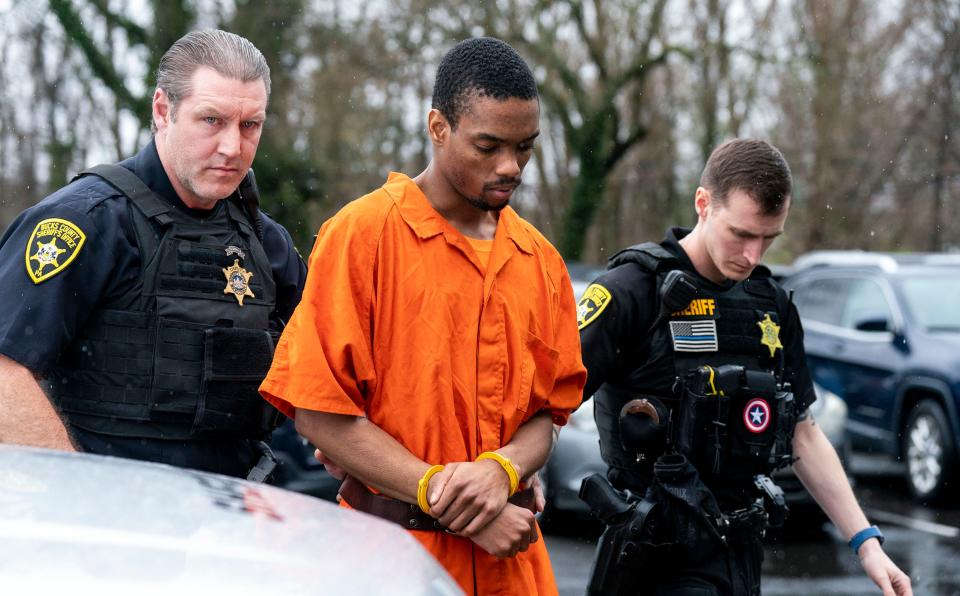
[438,95,540,212]
[701,188,788,281]
[153,66,267,209]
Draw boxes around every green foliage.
[251,144,316,253]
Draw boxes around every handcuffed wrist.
[417,464,445,515]
[476,451,520,496]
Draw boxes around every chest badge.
[756,313,783,358]
[24,218,87,284]
[222,259,255,306]
[743,398,771,433]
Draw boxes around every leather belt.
[339,475,538,532]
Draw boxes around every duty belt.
[339,475,538,532]
[717,502,768,542]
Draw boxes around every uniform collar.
[120,139,222,219]
[663,226,735,290]
[383,172,533,255]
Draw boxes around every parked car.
[783,252,960,503]
[0,445,461,595]
[541,396,604,519]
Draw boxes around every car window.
[840,278,893,330]
[792,276,850,326]
[900,276,960,331]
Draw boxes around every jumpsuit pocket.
[517,330,560,414]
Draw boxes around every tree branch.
[48,0,147,116]
[605,122,648,171]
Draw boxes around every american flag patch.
[669,320,718,352]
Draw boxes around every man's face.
[700,188,788,281]
[436,94,540,212]
[153,66,267,209]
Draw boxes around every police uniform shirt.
[0,140,306,392]
[0,141,305,474]
[578,227,816,411]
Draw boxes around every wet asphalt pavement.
[544,454,960,596]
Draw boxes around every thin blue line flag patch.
[669,319,718,352]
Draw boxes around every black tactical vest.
[48,165,282,441]
[595,243,795,487]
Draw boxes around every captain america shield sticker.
[743,398,771,434]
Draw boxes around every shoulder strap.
[77,164,174,225]
[77,164,173,301]
[608,242,680,273]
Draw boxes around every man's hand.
[468,503,539,558]
[314,449,346,480]
[428,460,512,534]
[529,471,546,513]
[858,540,913,596]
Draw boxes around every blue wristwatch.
[848,525,885,555]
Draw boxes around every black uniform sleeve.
[260,214,307,326]
[579,263,655,399]
[782,300,816,412]
[0,192,122,373]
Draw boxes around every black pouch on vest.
[195,326,282,438]
[727,370,778,479]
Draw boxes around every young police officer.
[578,139,911,595]
[0,30,305,478]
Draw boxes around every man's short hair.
[431,37,538,129]
[152,29,270,132]
[700,138,792,214]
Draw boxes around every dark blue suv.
[783,252,960,503]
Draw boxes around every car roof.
[791,251,960,276]
[0,446,461,595]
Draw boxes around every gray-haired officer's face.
[153,66,267,210]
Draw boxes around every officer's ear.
[153,88,173,131]
[694,187,712,221]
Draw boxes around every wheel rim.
[907,413,943,496]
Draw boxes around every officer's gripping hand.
[428,460,511,534]
[530,472,546,513]
[314,449,346,480]
[858,540,912,596]
[467,503,539,559]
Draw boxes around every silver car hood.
[0,446,461,595]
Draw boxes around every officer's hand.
[467,503,539,559]
[858,540,912,596]
[529,472,546,513]
[428,460,511,534]
[314,449,346,480]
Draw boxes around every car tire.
[903,400,957,504]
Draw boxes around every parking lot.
[545,453,960,595]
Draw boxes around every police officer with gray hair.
[0,30,305,479]
[578,139,911,595]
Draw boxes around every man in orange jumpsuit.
[259,37,586,594]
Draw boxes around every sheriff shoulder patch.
[24,218,87,284]
[577,283,612,330]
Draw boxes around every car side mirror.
[854,316,890,333]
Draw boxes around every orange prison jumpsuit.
[260,173,586,595]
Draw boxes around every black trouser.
[643,535,764,596]
[638,537,763,596]
[70,426,260,478]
